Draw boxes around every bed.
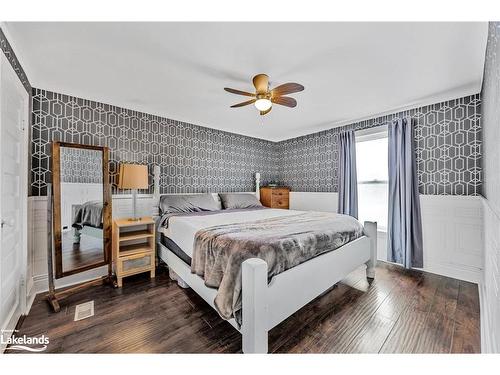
[72,200,103,243]
[156,193,377,354]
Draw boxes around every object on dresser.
[113,217,156,287]
[259,186,290,209]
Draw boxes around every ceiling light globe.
[254,99,272,111]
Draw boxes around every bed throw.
[191,211,364,325]
[72,200,103,229]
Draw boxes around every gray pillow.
[159,193,221,214]
[219,193,263,209]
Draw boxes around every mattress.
[159,208,303,258]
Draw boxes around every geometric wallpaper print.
[31,89,278,196]
[30,88,481,197]
[60,147,103,184]
[276,94,482,195]
[0,27,31,93]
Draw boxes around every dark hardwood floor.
[62,230,104,271]
[6,262,480,353]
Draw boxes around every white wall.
[478,21,500,353]
[289,192,483,283]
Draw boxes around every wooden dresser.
[260,186,290,209]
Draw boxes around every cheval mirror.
[48,141,113,311]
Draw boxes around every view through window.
[356,132,388,231]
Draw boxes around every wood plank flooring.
[5,262,480,353]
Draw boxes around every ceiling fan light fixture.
[254,98,272,111]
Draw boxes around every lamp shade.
[117,163,149,189]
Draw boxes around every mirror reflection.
[59,146,105,273]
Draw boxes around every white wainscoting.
[289,192,483,283]
[420,195,483,283]
[28,194,159,294]
[481,197,500,353]
[28,192,484,298]
[27,192,249,294]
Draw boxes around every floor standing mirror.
[47,141,113,312]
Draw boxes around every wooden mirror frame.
[51,141,112,279]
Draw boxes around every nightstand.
[112,217,156,287]
[260,186,290,209]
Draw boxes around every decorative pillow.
[159,193,221,214]
[219,193,263,209]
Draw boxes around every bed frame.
[158,220,377,353]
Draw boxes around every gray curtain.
[338,130,358,218]
[388,117,423,268]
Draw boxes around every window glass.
[356,135,388,230]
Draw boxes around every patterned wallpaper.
[31,89,278,196]
[60,147,103,184]
[31,90,481,197]
[0,27,31,93]
[276,94,482,195]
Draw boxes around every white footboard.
[239,220,377,353]
[242,258,268,353]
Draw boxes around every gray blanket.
[191,211,364,325]
[72,200,103,229]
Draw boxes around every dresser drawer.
[272,189,289,197]
[272,197,289,209]
[118,252,154,275]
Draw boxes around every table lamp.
[117,163,149,221]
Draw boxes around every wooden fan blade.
[272,96,297,108]
[260,106,272,116]
[224,87,256,97]
[230,99,256,108]
[271,83,304,97]
[252,74,269,94]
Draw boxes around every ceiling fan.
[224,74,304,116]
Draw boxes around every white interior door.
[0,52,29,345]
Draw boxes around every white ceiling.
[6,22,488,142]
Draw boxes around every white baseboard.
[32,266,109,295]
[479,281,498,353]
[0,304,22,353]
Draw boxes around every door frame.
[0,50,30,343]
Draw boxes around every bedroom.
[1,0,499,371]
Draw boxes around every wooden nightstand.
[260,186,290,209]
[112,217,155,287]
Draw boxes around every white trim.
[0,52,30,341]
[479,281,497,353]
[356,124,388,142]
[32,266,108,294]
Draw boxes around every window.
[356,127,388,231]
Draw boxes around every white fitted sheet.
[160,208,303,258]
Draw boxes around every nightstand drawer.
[119,252,154,274]
[272,190,289,197]
[273,199,289,209]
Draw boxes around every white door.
[0,52,29,345]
